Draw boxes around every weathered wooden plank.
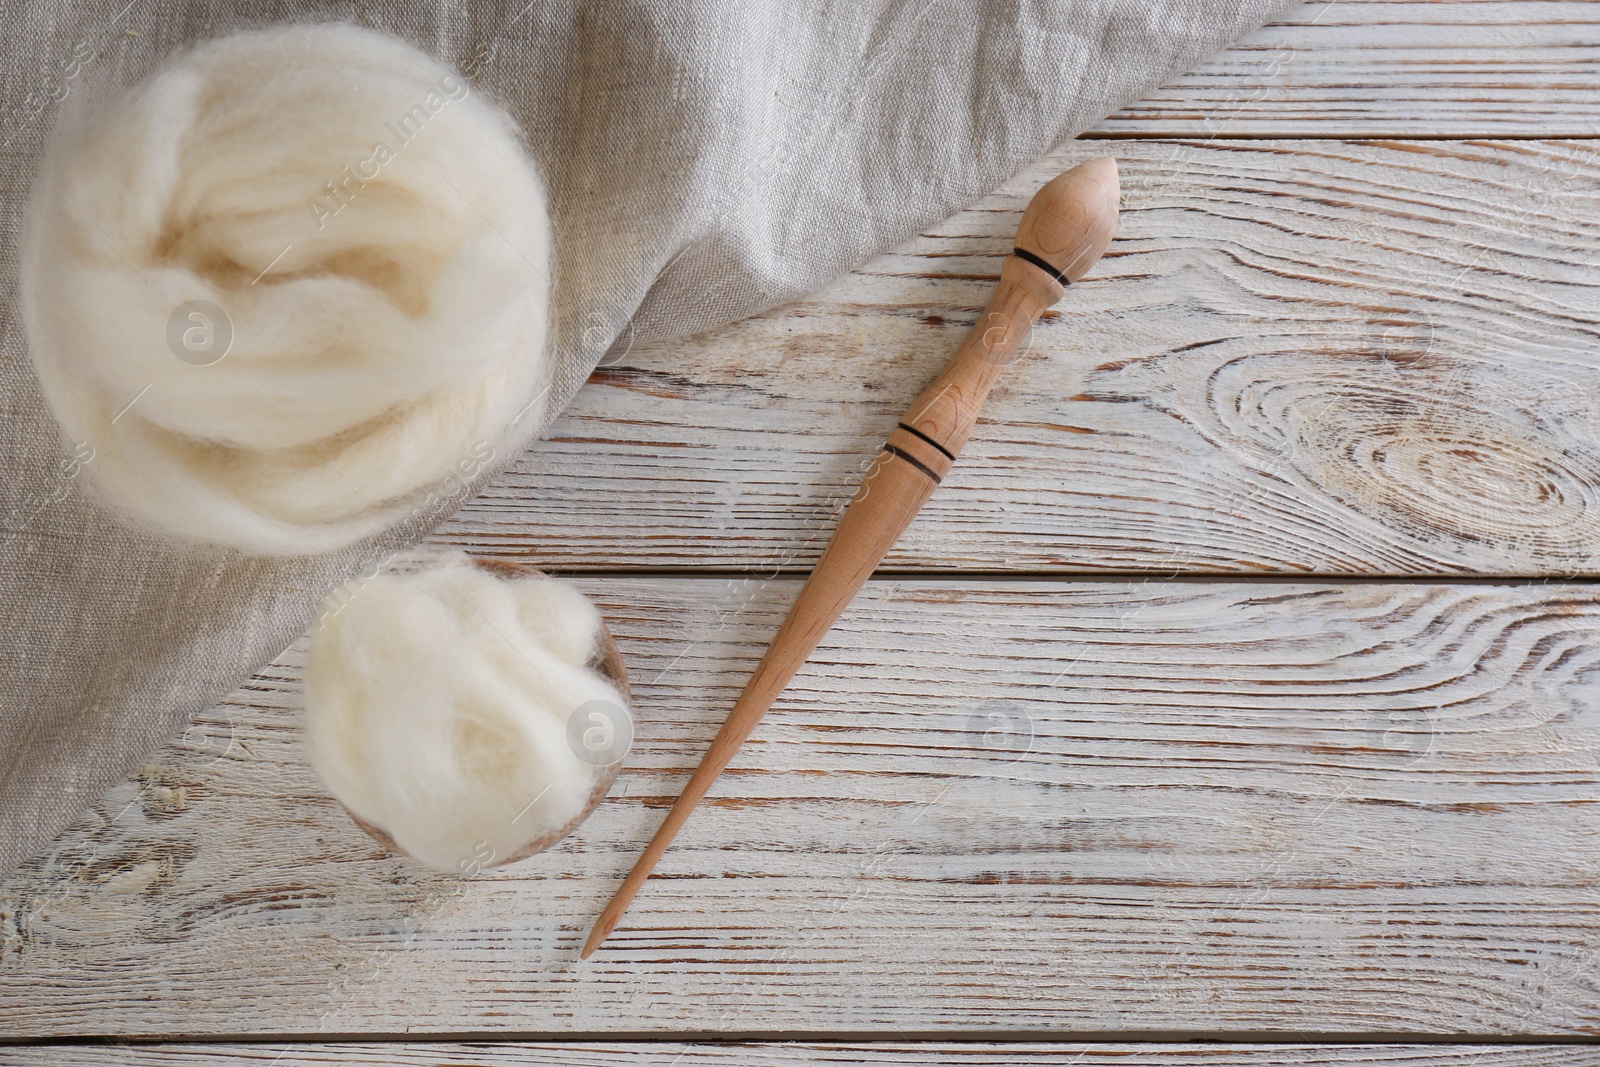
[435,138,1600,577]
[4,577,1600,1036]
[10,1042,1600,1066]
[1098,1,1600,137]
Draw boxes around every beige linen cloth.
[0,0,1294,878]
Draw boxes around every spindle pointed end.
[1014,155,1121,286]
[580,915,613,959]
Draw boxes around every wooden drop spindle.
[582,155,1121,958]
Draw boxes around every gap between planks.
[7,1039,1600,1067]
[10,1030,1600,1045]
[533,570,1600,584]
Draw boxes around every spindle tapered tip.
[1013,155,1120,285]
[580,913,615,959]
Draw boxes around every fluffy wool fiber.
[20,25,551,555]
[305,551,629,873]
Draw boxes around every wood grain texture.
[434,138,1600,577]
[9,1043,1600,1066]
[8,4,1600,1050]
[1097,1,1600,137]
[4,578,1600,1037]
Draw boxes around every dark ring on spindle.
[882,444,942,483]
[1011,246,1071,287]
[896,422,956,463]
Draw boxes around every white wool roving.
[20,25,552,555]
[305,551,630,873]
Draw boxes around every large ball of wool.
[305,551,631,873]
[20,25,552,555]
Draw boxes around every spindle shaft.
[583,156,1121,959]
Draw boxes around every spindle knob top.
[1013,155,1120,286]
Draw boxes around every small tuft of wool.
[20,25,552,555]
[304,551,630,873]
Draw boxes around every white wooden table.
[5,3,1600,1064]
